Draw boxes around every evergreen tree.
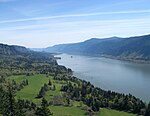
[44,84,49,91]
[4,85,16,116]
[53,85,56,90]
[0,86,6,113]
[145,103,150,116]
[41,98,49,107]
[48,79,52,86]
[3,84,25,116]
[31,102,36,110]
[26,79,29,85]
[37,84,49,98]
[35,99,52,116]
[66,97,70,106]
[35,107,52,116]
[37,87,45,98]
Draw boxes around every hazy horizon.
[0,0,150,48]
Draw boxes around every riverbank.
[56,52,150,64]
[101,55,150,64]
[56,53,150,103]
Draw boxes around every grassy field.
[8,75,136,116]
[9,74,65,104]
[99,108,136,116]
[49,106,86,116]
[44,80,64,100]
[48,106,136,116]
[9,74,50,104]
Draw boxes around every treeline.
[36,79,55,98]
[12,79,29,92]
[0,44,58,77]
[0,84,52,116]
[1,43,150,115]
[37,83,49,98]
[0,54,69,79]
[52,74,150,115]
[0,76,29,92]
[0,43,70,78]
[0,84,34,116]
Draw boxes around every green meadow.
[99,108,135,116]
[9,74,50,104]
[49,106,86,116]
[8,74,136,116]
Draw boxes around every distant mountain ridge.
[0,43,57,76]
[0,43,30,55]
[42,34,150,63]
[0,43,55,60]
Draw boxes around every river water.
[57,54,150,103]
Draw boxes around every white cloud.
[0,17,150,47]
[0,17,150,31]
[0,10,150,24]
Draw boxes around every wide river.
[56,54,150,103]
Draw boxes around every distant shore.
[55,52,150,64]
[101,55,150,64]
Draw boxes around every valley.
[6,74,136,116]
[41,34,150,63]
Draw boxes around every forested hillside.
[0,43,57,77]
[44,34,150,63]
[0,43,150,116]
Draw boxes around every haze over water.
[57,54,150,103]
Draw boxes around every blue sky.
[0,0,150,47]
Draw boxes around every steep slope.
[0,43,57,76]
[44,34,150,62]
[0,44,30,55]
[0,43,55,60]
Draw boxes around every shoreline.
[56,53,150,103]
[55,52,150,64]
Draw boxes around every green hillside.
[44,34,150,63]
[7,74,136,116]
[99,108,135,116]
[0,43,149,116]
